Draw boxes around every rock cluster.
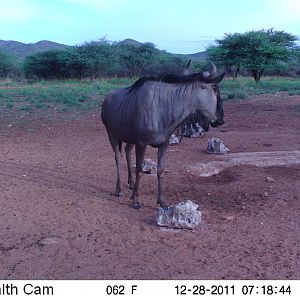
[181,123,205,138]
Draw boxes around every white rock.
[266,176,275,183]
[181,123,205,138]
[207,137,230,154]
[142,159,157,174]
[169,134,179,145]
[157,200,201,229]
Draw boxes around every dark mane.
[127,76,156,92]
[158,72,210,83]
[128,72,219,92]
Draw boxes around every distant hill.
[0,38,207,61]
[117,38,142,47]
[0,40,68,59]
[184,51,208,61]
[174,51,207,62]
[118,38,207,61]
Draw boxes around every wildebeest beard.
[181,110,211,132]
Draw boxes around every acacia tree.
[145,51,188,75]
[23,50,66,79]
[118,42,160,77]
[76,38,118,79]
[207,29,297,82]
[207,33,245,78]
[0,50,15,78]
[23,38,118,80]
[55,47,86,79]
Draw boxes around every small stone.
[169,134,179,145]
[241,203,246,210]
[263,191,269,197]
[207,192,211,196]
[266,176,275,183]
[222,215,234,221]
[142,159,157,174]
[38,237,59,246]
[207,137,230,155]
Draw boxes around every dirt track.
[0,93,299,279]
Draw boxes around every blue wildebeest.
[101,64,225,209]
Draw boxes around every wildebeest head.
[192,63,225,130]
[181,61,224,131]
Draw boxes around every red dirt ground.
[0,93,299,279]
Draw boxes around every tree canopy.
[117,42,160,77]
[1,31,299,81]
[22,39,186,80]
[207,29,298,82]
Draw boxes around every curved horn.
[203,60,217,79]
[183,59,192,75]
[209,60,217,77]
[186,59,191,69]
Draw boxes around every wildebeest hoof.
[128,182,135,190]
[157,201,168,210]
[114,191,123,197]
[132,202,141,209]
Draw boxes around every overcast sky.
[0,0,299,54]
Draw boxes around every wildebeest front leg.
[113,144,122,197]
[157,141,169,209]
[130,143,146,209]
[125,143,135,189]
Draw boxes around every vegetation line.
[0,77,299,114]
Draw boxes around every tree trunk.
[251,69,260,82]
[226,66,233,78]
[258,68,264,81]
[251,68,264,82]
[234,66,240,78]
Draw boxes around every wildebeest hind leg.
[157,141,169,209]
[130,143,146,209]
[125,143,135,189]
[112,143,122,197]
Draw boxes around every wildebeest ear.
[186,59,191,69]
[183,59,192,75]
[210,72,225,84]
